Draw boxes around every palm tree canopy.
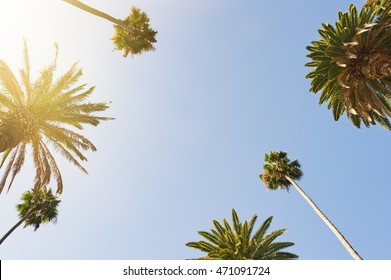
[0,42,112,194]
[306,3,391,130]
[260,151,303,191]
[186,209,298,260]
[17,188,61,231]
[111,7,158,57]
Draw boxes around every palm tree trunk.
[0,207,37,245]
[62,0,134,33]
[285,175,363,260]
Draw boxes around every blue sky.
[0,0,389,260]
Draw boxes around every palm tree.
[0,187,60,245]
[62,0,157,57]
[305,3,391,130]
[0,41,112,194]
[186,208,298,260]
[260,151,363,260]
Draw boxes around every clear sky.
[0,0,389,260]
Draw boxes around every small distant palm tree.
[0,42,112,194]
[260,151,363,260]
[306,3,391,130]
[63,0,157,57]
[0,187,60,245]
[186,208,298,260]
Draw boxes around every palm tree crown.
[260,151,303,191]
[186,209,298,260]
[16,187,60,231]
[111,7,158,57]
[0,42,112,194]
[306,3,391,130]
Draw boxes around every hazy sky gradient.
[0,0,389,260]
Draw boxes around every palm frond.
[6,143,27,192]
[20,39,32,98]
[39,140,63,194]
[0,146,19,193]
[231,209,241,236]
[198,231,223,247]
[252,216,273,243]
[186,241,216,253]
[45,137,88,174]
[48,63,83,101]
[0,148,11,168]
[0,60,24,107]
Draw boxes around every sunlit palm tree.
[260,151,363,260]
[63,0,157,57]
[186,208,298,260]
[0,42,112,194]
[306,3,391,130]
[0,187,60,245]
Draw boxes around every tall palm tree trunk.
[285,176,363,260]
[62,0,134,33]
[0,206,38,245]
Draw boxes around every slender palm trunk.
[285,176,363,260]
[62,0,134,33]
[0,206,38,245]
